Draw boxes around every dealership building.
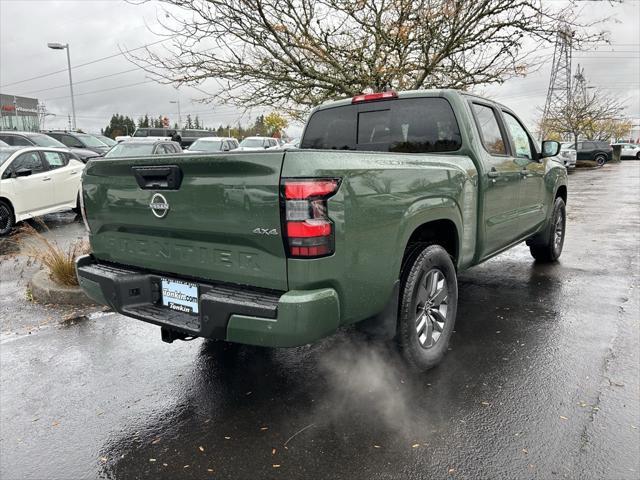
[0,93,40,131]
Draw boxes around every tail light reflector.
[282,178,339,258]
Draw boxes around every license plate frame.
[160,278,199,316]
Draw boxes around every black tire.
[529,197,566,262]
[0,200,15,237]
[636,152,640,160]
[594,154,606,166]
[397,244,458,371]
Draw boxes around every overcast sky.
[0,0,638,137]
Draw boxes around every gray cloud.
[1,0,638,136]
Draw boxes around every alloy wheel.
[414,268,448,349]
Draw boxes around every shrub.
[19,221,89,287]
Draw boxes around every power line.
[16,68,143,96]
[42,80,156,101]
[0,37,173,88]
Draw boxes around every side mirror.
[14,168,33,178]
[541,140,561,159]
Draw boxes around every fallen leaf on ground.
[273,464,281,468]
[224,436,231,440]
[52,421,59,427]
[522,448,528,454]
[183,465,190,469]
[100,457,108,463]
[272,448,277,455]
[373,445,381,448]
[448,468,456,474]
[149,459,156,462]
[260,427,268,431]
[481,401,490,406]
[207,468,214,473]
[151,438,161,445]
[412,443,420,448]
[199,446,205,452]
[559,416,568,420]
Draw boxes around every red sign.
[1,105,16,112]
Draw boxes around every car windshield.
[78,134,108,147]
[0,149,17,166]
[104,143,156,158]
[29,134,66,148]
[190,139,222,151]
[96,135,116,146]
[239,138,264,148]
[133,129,148,137]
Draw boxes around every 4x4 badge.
[252,227,278,236]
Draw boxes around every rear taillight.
[282,178,340,258]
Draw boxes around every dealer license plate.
[161,278,199,316]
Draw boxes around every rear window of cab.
[301,97,462,153]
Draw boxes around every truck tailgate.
[82,152,287,291]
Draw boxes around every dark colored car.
[0,131,100,163]
[569,140,612,166]
[42,131,110,155]
[103,140,182,158]
[131,128,211,148]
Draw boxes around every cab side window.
[42,151,67,169]
[502,112,534,160]
[4,135,32,146]
[472,103,507,156]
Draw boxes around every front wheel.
[529,197,566,262]
[397,244,458,371]
[595,154,606,166]
[636,152,640,160]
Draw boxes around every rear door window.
[3,135,32,146]
[472,103,507,156]
[42,151,67,169]
[301,97,461,153]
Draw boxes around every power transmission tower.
[541,24,574,137]
[573,64,588,104]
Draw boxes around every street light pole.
[47,42,77,131]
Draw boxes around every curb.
[29,269,96,306]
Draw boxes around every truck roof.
[312,89,510,114]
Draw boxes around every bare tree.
[129,0,604,117]
[540,87,628,145]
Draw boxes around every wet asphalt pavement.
[1,162,639,480]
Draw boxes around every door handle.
[487,170,499,178]
[42,177,52,181]
[520,169,530,177]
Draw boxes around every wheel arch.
[401,218,460,276]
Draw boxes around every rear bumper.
[76,255,340,347]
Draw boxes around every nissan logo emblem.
[149,193,169,218]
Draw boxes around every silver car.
[559,142,577,169]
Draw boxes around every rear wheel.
[397,244,458,371]
[594,154,606,166]
[0,200,15,237]
[529,197,566,262]
[636,152,640,160]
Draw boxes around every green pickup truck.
[76,89,567,371]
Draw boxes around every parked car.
[42,131,111,155]
[131,128,211,148]
[0,139,8,147]
[282,137,300,149]
[0,131,100,163]
[184,137,239,153]
[569,140,612,166]
[103,140,182,158]
[93,135,117,148]
[77,89,567,372]
[559,142,577,169]
[236,136,280,151]
[612,142,640,160]
[0,146,84,236]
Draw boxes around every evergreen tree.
[194,116,201,129]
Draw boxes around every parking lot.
[1,162,639,479]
